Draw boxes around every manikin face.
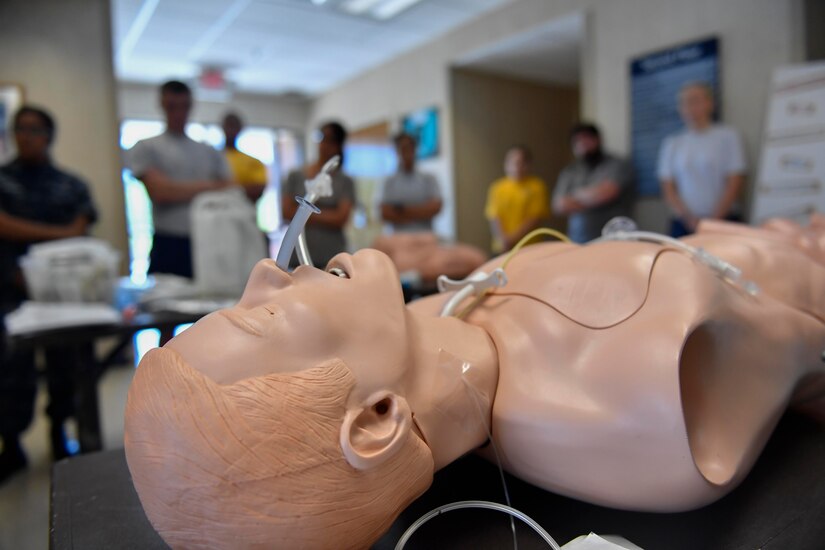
[504,149,529,181]
[679,85,714,128]
[167,249,410,400]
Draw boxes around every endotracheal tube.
[275,156,339,271]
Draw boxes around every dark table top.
[51,411,825,550]
[9,311,202,350]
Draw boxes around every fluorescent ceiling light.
[371,0,422,19]
[340,0,423,19]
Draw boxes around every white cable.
[394,500,561,550]
[594,230,759,295]
[466,381,518,549]
[437,269,508,317]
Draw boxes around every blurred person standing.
[378,132,442,233]
[553,123,635,243]
[658,82,746,237]
[282,121,355,268]
[485,145,549,253]
[222,112,267,203]
[0,106,98,481]
[129,80,233,278]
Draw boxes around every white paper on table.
[4,302,121,335]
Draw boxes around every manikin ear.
[340,392,413,470]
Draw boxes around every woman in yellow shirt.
[485,145,550,253]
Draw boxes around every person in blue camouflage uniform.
[0,106,97,483]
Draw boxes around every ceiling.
[111,0,513,97]
[453,11,583,87]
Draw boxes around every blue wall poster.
[630,37,719,196]
[401,106,439,160]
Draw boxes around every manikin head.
[125,249,497,549]
[159,80,193,135]
[394,132,417,173]
[504,145,532,181]
[13,106,55,164]
[678,81,715,130]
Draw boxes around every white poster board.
[751,62,825,224]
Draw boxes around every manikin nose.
[238,259,292,307]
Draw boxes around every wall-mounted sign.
[630,37,720,196]
[750,62,825,224]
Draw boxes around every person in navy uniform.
[0,105,98,483]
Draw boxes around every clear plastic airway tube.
[394,500,561,550]
[275,196,320,270]
[595,230,751,289]
[274,156,339,271]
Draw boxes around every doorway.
[450,12,584,251]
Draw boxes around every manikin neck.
[403,310,499,471]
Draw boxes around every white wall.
[117,82,310,133]
[0,0,127,260]
[311,0,805,236]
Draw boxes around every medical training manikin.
[123,167,825,549]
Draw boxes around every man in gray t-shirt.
[129,80,232,278]
[379,133,442,233]
[553,123,634,243]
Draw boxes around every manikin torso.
[409,221,825,511]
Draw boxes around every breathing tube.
[437,228,571,318]
[275,156,339,271]
[594,216,759,295]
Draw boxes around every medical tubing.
[440,283,479,318]
[296,232,313,267]
[275,196,320,270]
[448,228,571,319]
[394,500,561,550]
[595,231,742,281]
[464,376,517,549]
[501,228,571,270]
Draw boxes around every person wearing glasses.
[0,105,98,483]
